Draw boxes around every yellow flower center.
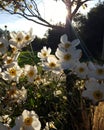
[24,117,33,126]
[16,37,22,43]
[25,35,30,41]
[7,58,13,64]
[93,90,103,100]
[8,89,17,96]
[49,62,56,68]
[64,54,71,61]
[29,5,33,9]
[96,68,104,75]
[28,70,34,77]
[79,67,84,73]
[64,43,70,48]
[9,68,16,76]
[43,52,47,57]
[11,46,17,53]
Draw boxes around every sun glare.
[0,0,68,37]
[40,0,67,24]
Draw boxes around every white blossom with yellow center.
[0,115,11,127]
[9,31,25,50]
[3,55,16,67]
[11,110,41,130]
[43,55,61,72]
[24,65,38,83]
[88,62,104,80]
[10,44,18,54]
[3,52,20,67]
[1,62,23,82]
[58,34,80,51]
[37,46,51,60]
[55,48,82,70]
[82,78,104,104]
[24,28,35,45]
[7,86,27,103]
[73,61,89,79]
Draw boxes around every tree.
[54,0,96,40]
[55,0,91,21]
[0,0,98,58]
[0,0,57,28]
[0,0,93,28]
[45,25,65,51]
[0,28,3,37]
[74,2,104,60]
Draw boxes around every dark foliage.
[74,2,104,60]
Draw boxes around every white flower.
[3,52,20,67]
[55,48,82,70]
[24,65,38,83]
[7,87,20,99]
[6,86,27,103]
[0,115,11,127]
[24,28,35,44]
[11,110,41,130]
[37,46,51,60]
[82,78,104,103]
[63,96,67,100]
[43,55,61,71]
[53,90,62,97]
[88,62,104,80]
[59,34,80,50]
[43,122,49,130]
[10,44,18,54]
[1,62,23,82]
[18,87,27,103]
[3,56,14,67]
[43,121,57,130]
[0,37,9,54]
[73,61,89,79]
[9,31,25,50]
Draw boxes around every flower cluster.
[37,34,104,104]
[0,28,104,129]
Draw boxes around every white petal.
[71,39,80,46]
[60,34,68,43]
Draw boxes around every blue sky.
[0,0,101,37]
[0,0,67,37]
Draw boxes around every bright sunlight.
[39,0,67,24]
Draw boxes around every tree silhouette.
[74,2,104,60]
[0,0,93,28]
